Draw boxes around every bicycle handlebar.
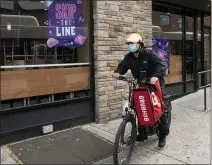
[118,75,151,86]
[118,75,129,82]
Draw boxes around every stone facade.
[93,1,152,123]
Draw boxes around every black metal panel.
[165,83,184,95]
[1,97,92,114]
[193,11,198,90]
[182,7,186,93]
[1,99,94,134]
[0,114,94,145]
[201,13,205,87]
[186,81,196,93]
[89,0,96,122]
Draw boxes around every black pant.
[137,111,170,138]
[158,81,170,136]
[138,79,170,137]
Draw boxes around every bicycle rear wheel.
[113,114,136,165]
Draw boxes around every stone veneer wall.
[93,1,152,123]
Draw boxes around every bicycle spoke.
[113,113,136,165]
[118,142,130,164]
[117,122,133,164]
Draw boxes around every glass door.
[197,14,211,88]
[197,14,204,88]
[185,9,195,81]
[185,9,197,92]
[204,27,211,85]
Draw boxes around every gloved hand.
[150,77,158,84]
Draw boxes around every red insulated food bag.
[133,80,166,126]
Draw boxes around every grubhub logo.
[139,96,149,122]
[151,92,161,107]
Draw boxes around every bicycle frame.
[113,76,172,165]
[119,76,151,116]
[119,76,136,115]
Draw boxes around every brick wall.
[93,1,152,123]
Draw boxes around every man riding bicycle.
[112,32,169,148]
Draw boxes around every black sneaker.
[158,135,166,148]
[136,134,148,142]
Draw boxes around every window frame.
[179,16,188,30]
[159,14,171,27]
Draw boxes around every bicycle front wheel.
[113,114,137,165]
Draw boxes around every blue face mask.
[127,44,138,53]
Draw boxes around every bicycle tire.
[113,114,137,165]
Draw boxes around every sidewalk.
[83,88,211,164]
[1,89,211,164]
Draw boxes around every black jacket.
[114,48,167,84]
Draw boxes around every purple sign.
[152,37,170,75]
[47,0,86,48]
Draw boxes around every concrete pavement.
[83,88,211,164]
[1,88,211,164]
[1,146,16,164]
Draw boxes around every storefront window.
[0,0,91,110]
[197,14,202,86]
[179,17,188,29]
[160,15,170,26]
[152,4,183,84]
[204,15,211,85]
[197,14,211,87]
[185,9,194,80]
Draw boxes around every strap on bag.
[137,49,149,82]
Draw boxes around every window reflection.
[204,15,211,85]
[197,15,203,86]
[0,0,90,65]
[160,15,170,26]
[185,9,194,80]
[152,4,183,84]
[0,0,91,110]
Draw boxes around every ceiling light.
[207,4,210,6]
[167,13,170,14]
[7,23,11,31]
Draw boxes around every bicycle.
[113,75,172,165]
